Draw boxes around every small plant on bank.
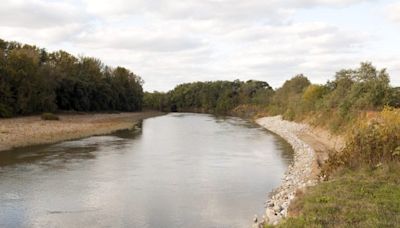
[41,113,60,121]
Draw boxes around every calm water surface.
[0,113,293,228]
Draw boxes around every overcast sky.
[1,0,399,91]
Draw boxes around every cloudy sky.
[1,0,399,91]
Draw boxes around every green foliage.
[388,87,400,108]
[145,80,273,114]
[0,69,13,117]
[0,38,143,117]
[323,63,391,121]
[276,164,400,228]
[143,91,169,111]
[41,113,60,121]
[0,104,13,118]
[275,63,396,132]
[271,74,311,117]
[302,84,327,111]
[144,62,397,130]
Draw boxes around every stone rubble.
[252,116,319,227]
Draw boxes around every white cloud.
[0,0,398,91]
[292,0,374,7]
[0,0,90,47]
[0,0,87,28]
[74,27,206,52]
[387,2,400,23]
[0,24,86,45]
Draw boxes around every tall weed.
[324,107,400,175]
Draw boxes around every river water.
[0,113,293,228]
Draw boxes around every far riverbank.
[0,111,164,152]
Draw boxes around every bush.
[41,113,60,121]
[302,84,327,111]
[0,104,13,118]
[325,107,400,173]
[283,108,295,121]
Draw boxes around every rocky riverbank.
[253,116,341,226]
[0,111,164,152]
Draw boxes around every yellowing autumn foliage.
[326,107,400,171]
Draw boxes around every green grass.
[273,164,400,228]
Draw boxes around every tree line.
[1,37,398,128]
[268,63,399,131]
[145,62,399,131]
[0,38,143,117]
[144,80,274,113]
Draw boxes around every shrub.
[302,84,327,111]
[0,104,13,118]
[324,107,400,173]
[41,113,60,121]
[283,108,295,121]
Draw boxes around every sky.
[0,0,399,91]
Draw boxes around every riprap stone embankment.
[253,116,320,226]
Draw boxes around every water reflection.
[0,113,293,228]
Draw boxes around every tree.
[0,38,144,117]
[157,79,273,114]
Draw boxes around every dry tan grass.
[0,111,163,151]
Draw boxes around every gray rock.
[253,215,258,223]
[255,116,319,225]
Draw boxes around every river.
[0,113,293,228]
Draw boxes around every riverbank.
[254,116,343,226]
[276,163,400,227]
[0,111,164,152]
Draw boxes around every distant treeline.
[0,39,143,117]
[145,62,400,132]
[145,80,274,113]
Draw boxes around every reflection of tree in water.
[0,143,99,168]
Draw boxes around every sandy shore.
[0,111,164,152]
[253,116,343,226]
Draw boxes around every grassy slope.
[272,164,400,228]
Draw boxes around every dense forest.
[0,39,143,117]
[145,80,274,113]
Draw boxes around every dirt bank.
[253,116,343,226]
[0,111,164,152]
